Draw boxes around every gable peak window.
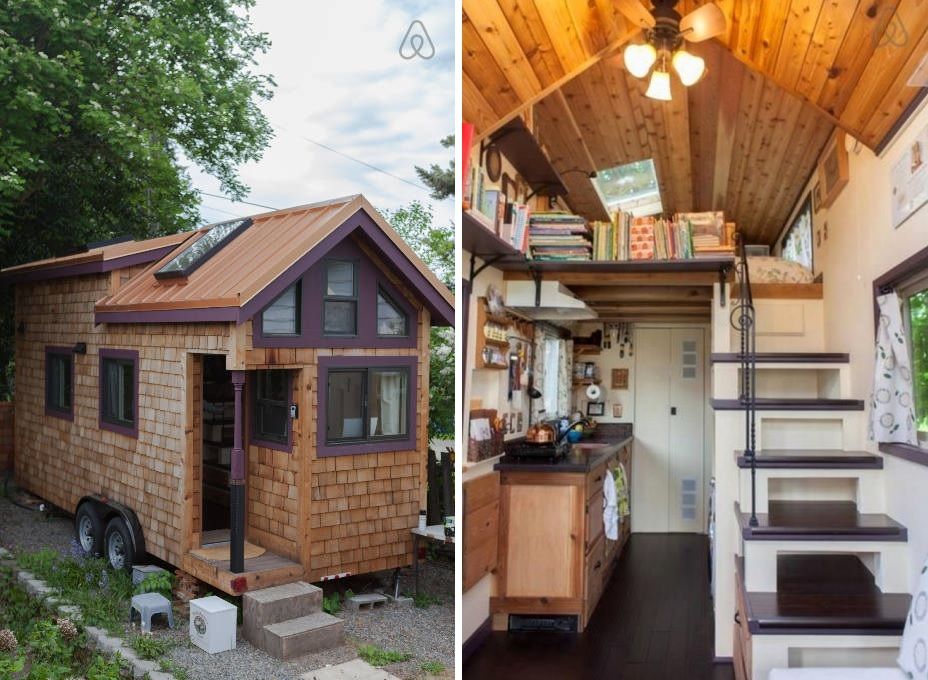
[323,260,358,335]
[262,281,301,336]
[377,287,408,337]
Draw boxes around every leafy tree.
[414,135,454,201]
[382,201,454,439]
[0,0,274,397]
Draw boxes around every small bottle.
[419,509,427,531]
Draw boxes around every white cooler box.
[189,595,237,654]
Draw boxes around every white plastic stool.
[130,592,174,632]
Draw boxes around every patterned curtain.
[869,292,918,444]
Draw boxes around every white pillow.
[898,559,928,676]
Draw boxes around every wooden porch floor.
[181,542,304,596]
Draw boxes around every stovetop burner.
[506,439,569,460]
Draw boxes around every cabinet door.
[586,487,604,551]
[668,328,705,532]
[502,482,583,598]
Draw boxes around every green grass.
[322,592,342,615]
[159,657,189,679]
[412,592,441,609]
[420,660,445,675]
[128,632,173,660]
[16,547,135,635]
[357,643,412,666]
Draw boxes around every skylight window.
[592,159,663,217]
[154,217,253,279]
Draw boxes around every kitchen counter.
[495,424,633,472]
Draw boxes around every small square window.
[377,289,408,337]
[325,366,410,445]
[45,349,72,417]
[323,260,357,336]
[262,282,301,335]
[253,370,290,445]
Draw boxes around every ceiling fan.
[616,0,727,100]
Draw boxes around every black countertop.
[495,424,633,473]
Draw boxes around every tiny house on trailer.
[462,1,928,679]
[2,194,454,598]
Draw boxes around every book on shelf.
[527,211,591,261]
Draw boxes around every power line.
[196,190,279,211]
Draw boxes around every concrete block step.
[263,611,345,660]
[346,593,388,611]
[300,659,400,680]
[242,581,322,645]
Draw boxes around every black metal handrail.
[731,234,758,527]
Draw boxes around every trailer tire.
[104,517,136,572]
[75,503,104,557]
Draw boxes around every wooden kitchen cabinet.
[491,441,632,632]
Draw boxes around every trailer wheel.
[104,517,135,571]
[75,503,104,557]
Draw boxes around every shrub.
[413,592,441,609]
[322,592,341,615]
[358,644,412,666]
[129,632,173,660]
[134,571,174,598]
[159,658,189,680]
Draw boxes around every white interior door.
[668,328,705,532]
[631,328,671,532]
[632,327,705,533]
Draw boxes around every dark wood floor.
[464,534,733,680]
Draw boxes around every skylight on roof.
[592,158,663,217]
[155,217,252,279]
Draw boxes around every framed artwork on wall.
[587,401,605,417]
[819,130,849,209]
[611,368,629,389]
[781,194,813,271]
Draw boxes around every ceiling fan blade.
[616,0,656,29]
[680,3,726,42]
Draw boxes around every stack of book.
[591,211,696,261]
[527,212,592,261]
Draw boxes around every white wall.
[571,321,636,422]
[780,102,928,589]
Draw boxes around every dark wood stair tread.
[735,449,883,469]
[711,352,850,364]
[740,554,910,635]
[737,501,907,541]
[712,398,865,411]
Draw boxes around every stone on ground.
[300,658,401,680]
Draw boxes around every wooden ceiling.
[464,0,928,244]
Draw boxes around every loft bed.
[749,256,823,299]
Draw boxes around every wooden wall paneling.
[463,72,500,133]
[462,13,524,122]
[495,0,566,86]
[723,68,765,230]
[795,0,857,104]
[463,473,501,591]
[770,0,824,90]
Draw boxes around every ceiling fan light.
[624,42,657,79]
[672,49,706,86]
[645,69,672,101]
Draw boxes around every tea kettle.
[526,422,556,444]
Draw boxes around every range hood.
[505,280,597,320]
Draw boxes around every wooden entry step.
[181,548,304,596]
[735,450,883,470]
[712,397,865,411]
[740,554,910,635]
[737,501,907,541]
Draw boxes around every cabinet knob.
[734,612,741,625]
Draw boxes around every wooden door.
[632,327,705,533]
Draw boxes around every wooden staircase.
[711,261,911,679]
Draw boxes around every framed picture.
[819,130,849,209]
[586,401,605,416]
[612,403,623,418]
[611,368,629,389]
[780,194,813,271]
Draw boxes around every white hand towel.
[603,468,619,541]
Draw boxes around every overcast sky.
[189,0,454,228]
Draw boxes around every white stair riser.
[741,540,909,593]
[738,468,885,514]
[751,633,902,680]
[714,363,851,401]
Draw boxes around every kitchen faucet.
[557,417,592,443]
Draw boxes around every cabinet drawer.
[584,534,606,611]
[586,488,604,551]
[586,463,607,500]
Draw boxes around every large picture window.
[323,260,357,335]
[253,370,290,447]
[901,274,928,445]
[780,195,813,271]
[326,366,409,444]
[45,347,73,418]
[99,349,137,437]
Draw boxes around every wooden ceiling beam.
[503,271,723,286]
[568,286,712,302]
[595,314,711,323]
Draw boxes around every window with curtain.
[377,288,408,336]
[262,282,301,335]
[45,349,72,416]
[325,366,409,444]
[900,272,928,445]
[101,356,135,428]
[542,337,560,418]
[780,195,813,270]
[323,260,357,335]
[253,370,290,444]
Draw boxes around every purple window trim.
[98,348,139,439]
[249,369,294,453]
[253,239,419,349]
[317,355,418,458]
[45,346,75,421]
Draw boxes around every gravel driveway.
[0,485,454,679]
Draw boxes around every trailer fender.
[77,494,146,560]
